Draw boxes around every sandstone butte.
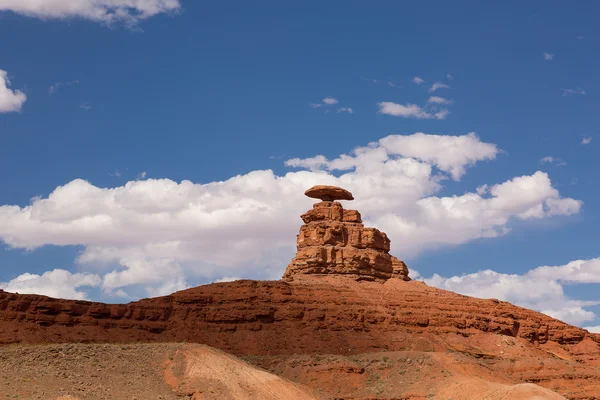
[1,185,600,399]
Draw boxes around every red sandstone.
[1,186,599,398]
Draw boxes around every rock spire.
[282,185,410,281]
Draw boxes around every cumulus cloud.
[412,77,425,84]
[0,269,101,300]
[424,258,600,326]
[585,326,600,333]
[377,102,449,120]
[377,133,498,180]
[337,107,353,114]
[0,133,581,299]
[0,70,26,113]
[0,0,181,25]
[429,82,449,92]
[563,88,586,96]
[286,133,497,181]
[427,96,453,105]
[582,137,592,145]
[322,97,338,105]
[543,52,554,61]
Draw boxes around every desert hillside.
[1,187,599,399]
[0,342,574,400]
[0,343,319,400]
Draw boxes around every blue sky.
[1,1,600,331]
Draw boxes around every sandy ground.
[248,348,568,400]
[0,342,573,399]
[0,343,319,400]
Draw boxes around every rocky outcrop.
[0,279,596,352]
[283,186,410,282]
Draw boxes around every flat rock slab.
[305,185,354,201]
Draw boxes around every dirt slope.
[0,342,569,400]
[0,343,320,400]
[249,347,570,399]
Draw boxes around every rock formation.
[304,185,354,201]
[1,185,600,398]
[283,185,410,282]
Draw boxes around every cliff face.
[1,279,600,398]
[0,278,597,353]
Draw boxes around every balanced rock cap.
[305,185,354,202]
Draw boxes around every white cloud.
[212,276,242,283]
[540,156,567,167]
[0,0,181,25]
[311,97,346,110]
[528,259,600,283]
[476,184,489,195]
[284,154,329,171]
[49,80,79,94]
[429,82,450,92]
[80,103,91,110]
[540,156,555,164]
[0,269,101,300]
[287,133,498,181]
[0,70,26,113]
[387,81,401,88]
[563,88,586,96]
[412,77,425,84]
[0,133,581,299]
[137,171,148,179]
[584,325,600,333]
[424,258,600,326]
[543,52,554,61]
[582,137,592,145]
[427,96,453,105]
[434,109,450,120]
[377,102,449,120]
[378,132,498,180]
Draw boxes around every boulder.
[304,185,354,201]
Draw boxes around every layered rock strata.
[1,185,600,398]
[283,186,410,282]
